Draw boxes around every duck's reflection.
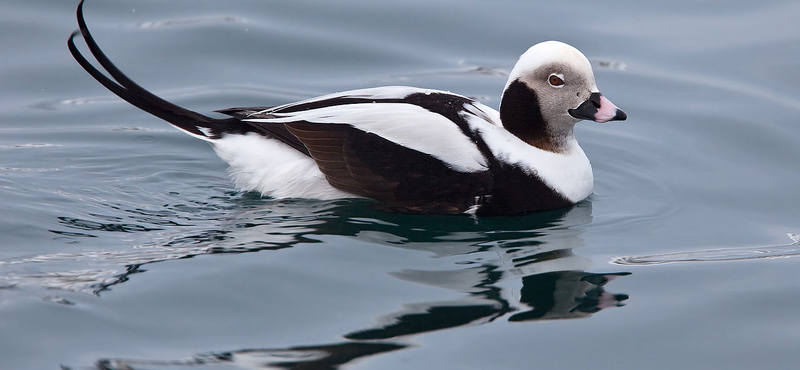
[511,271,629,322]
[345,270,627,341]
[96,342,408,370]
[72,201,630,370]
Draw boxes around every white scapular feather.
[247,103,489,173]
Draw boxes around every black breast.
[476,162,574,216]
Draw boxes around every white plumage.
[213,133,353,199]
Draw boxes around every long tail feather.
[69,0,311,156]
[69,0,237,140]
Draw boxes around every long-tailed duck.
[68,0,626,215]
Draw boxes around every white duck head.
[499,41,626,152]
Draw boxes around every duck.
[68,0,626,216]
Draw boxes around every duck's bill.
[568,92,627,123]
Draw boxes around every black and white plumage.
[68,0,626,216]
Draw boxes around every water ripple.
[136,16,247,29]
[0,143,60,149]
[611,233,800,265]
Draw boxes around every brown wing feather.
[284,122,367,196]
[285,122,492,214]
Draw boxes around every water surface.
[2,0,800,369]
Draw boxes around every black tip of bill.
[613,109,627,121]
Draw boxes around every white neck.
[468,114,594,203]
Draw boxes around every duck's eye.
[548,74,564,87]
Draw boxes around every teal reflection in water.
[43,201,629,369]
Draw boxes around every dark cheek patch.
[500,80,547,142]
[499,80,563,152]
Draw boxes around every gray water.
[3,0,800,369]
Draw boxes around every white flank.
[247,103,488,173]
[211,133,356,199]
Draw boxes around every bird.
[68,0,626,216]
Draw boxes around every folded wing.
[223,100,495,213]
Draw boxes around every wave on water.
[611,233,800,265]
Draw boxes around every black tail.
[69,0,311,155]
[68,0,238,140]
